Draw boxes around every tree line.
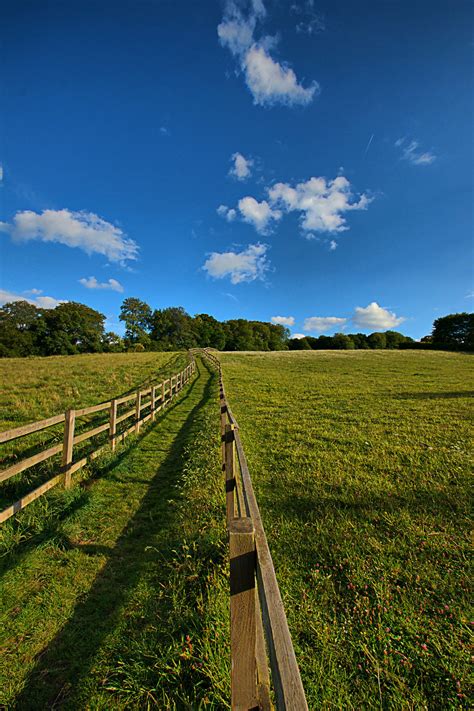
[0,297,472,357]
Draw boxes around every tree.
[332,333,355,350]
[368,332,387,349]
[0,301,42,356]
[385,330,409,349]
[193,313,226,350]
[288,337,311,350]
[102,331,124,352]
[150,307,196,350]
[40,302,106,354]
[431,313,474,350]
[119,298,152,344]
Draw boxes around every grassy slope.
[0,358,229,709]
[0,351,187,430]
[0,352,189,510]
[221,350,472,709]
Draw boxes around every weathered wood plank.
[0,413,65,444]
[0,443,63,483]
[110,399,118,451]
[229,517,258,711]
[75,402,111,417]
[224,424,236,526]
[0,473,64,524]
[62,409,75,488]
[73,421,109,446]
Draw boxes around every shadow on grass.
[395,391,474,400]
[12,361,219,710]
[0,377,200,576]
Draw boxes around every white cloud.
[79,276,124,293]
[0,165,3,183]
[352,302,405,330]
[271,315,295,326]
[160,126,170,136]
[203,242,269,284]
[217,204,237,222]
[268,175,371,234]
[304,316,347,332]
[0,209,139,264]
[329,240,338,250]
[395,137,436,166]
[24,288,43,295]
[238,196,282,233]
[291,333,306,339]
[243,45,318,107]
[229,152,253,180]
[218,0,318,107]
[0,288,65,309]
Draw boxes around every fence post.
[62,409,75,489]
[110,399,117,451]
[229,517,258,710]
[224,423,236,525]
[135,391,142,434]
[151,386,156,421]
[161,381,165,409]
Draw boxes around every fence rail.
[195,348,308,711]
[0,356,196,524]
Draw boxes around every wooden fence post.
[161,381,165,409]
[224,423,236,525]
[151,386,156,421]
[110,399,117,451]
[62,409,75,489]
[229,517,258,710]
[135,391,142,434]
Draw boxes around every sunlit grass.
[221,349,472,709]
[0,359,229,709]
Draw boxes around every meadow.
[221,350,473,709]
[0,349,472,709]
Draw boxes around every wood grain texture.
[229,517,258,711]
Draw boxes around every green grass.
[0,351,188,430]
[221,350,472,709]
[0,358,229,709]
[0,351,189,511]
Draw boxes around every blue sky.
[1,0,472,339]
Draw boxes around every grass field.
[0,349,472,709]
[0,351,188,431]
[0,351,189,511]
[0,358,229,709]
[221,350,473,709]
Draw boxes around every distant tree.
[40,302,106,355]
[332,333,355,350]
[224,320,255,350]
[350,333,369,349]
[193,313,226,350]
[368,332,387,349]
[431,313,474,350]
[119,297,152,344]
[150,307,196,350]
[102,331,124,353]
[288,337,311,350]
[0,301,42,357]
[385,330,409,349]
[268,323,289,350]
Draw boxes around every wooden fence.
[0,357,196,524]
[196,348,308,711]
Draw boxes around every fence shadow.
[0,374,200,579]
[12,361,218,710]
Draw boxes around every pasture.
[0,349,471,708]
[221,350,472,708]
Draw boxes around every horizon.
[1,0,473,340]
